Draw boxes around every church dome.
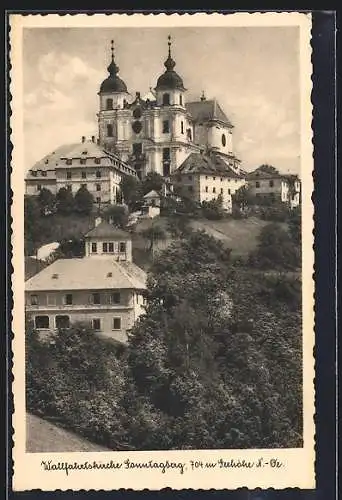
[99,41,128,94]
[155,36,186,91]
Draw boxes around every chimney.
[81,136,86,143]
[91,136,95,143]
[94,216,102,227]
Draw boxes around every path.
[26,413,110,453]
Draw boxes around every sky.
[23,26,300,174]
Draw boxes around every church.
[25,36,243,204]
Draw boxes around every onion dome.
[155,35,186,91]
[99,40,128,93]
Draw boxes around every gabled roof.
[85,221,131,240]
[60,141,107,160]
[143,190,160,199]
[25,258,146,291]
[175,153,243,178]
[186,99,233,127]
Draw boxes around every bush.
[201,196,225,220]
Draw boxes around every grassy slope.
[25,214,269,276]
[26,413,110,452]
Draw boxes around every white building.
[173,151,246,212]
[247,165,301,208]
[25,220,146,343]
[25,137,137,205]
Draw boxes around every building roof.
[143,190,160,199]
[186,99,233,127]
[247,165,300,182]
[99,56,128,94]
[175,152,243,178]
[26,140,137,179]
[85,220,131,240]
[25,258,146,291]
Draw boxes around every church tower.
[151,35,195,177]
[98,40,130,151]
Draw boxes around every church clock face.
[132,120,142,134]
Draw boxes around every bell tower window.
[179,95,183,106]
[162,93,170,106]
[162,120,170,133]
[106,98,113,110]
[107,124,113,137]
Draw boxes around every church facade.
[97,37,241,180]
[25,36,242,200]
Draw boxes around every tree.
[201,195,225,220]
[140,223,166,256]
[56,188,75,215]
[141,172,164,196]
[120,175,142,210]
[37,188,56,216]
[24,196,49,255]
[103,205,129,229]
[249,222,301,270]
[74,186,94,215]
[167,214,191,239]
[232,185,254,211]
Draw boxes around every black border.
[4,8,338,500]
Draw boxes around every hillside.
[25,213,272,277]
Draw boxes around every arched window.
[35,316,50,329]
[179,94,183,106]
[222,134,226,147]
[181,121,184,134]
[107,124,113,137]
[162,93,170,106]
[106,98,113,110]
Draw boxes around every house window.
[179,95,183,106]
[188,175,192,180]
[66,185,72,191]
[110,292,121,304]
[213,187,216,193]
[96,197,101,204]
[31,170,37,177]
[47,294,56,306]
[181,121,184,134]
[228,189,231,195]
[162,93,170,105]
[66,171,72,179]
[256,181,260,188]
[92,318,101,331]
[205,176,208,180]
[108,242,114,253]
[103,242,108,253]
[222,134,226,147]
[66,159,72,165]
[80,159,86,165]
[119,242,126,253]
[107,124,113,137]
[81,171,87,179]
[42,171,47,177]
[188,186,193,192]
[205,186,208,193]
[162,120,170,133]
[106,98,113,110]
[213,177,216,181]
[220,177,223,182]
[113,317,121,330]
[96,184,101,191]
[163,148,171,176]
[91,293,101,305]
[36,185,42,192]
[269,180,274,187]
[95,158,101,165]
[35,316,49,329]
[96,170,101,178]
[91,242,97,253]
[55,315,70,329]
[187,128,192,141]
[64,294,73,305]
[81,184,87,189]
[220,188,223,194]
[30,294,38,305]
